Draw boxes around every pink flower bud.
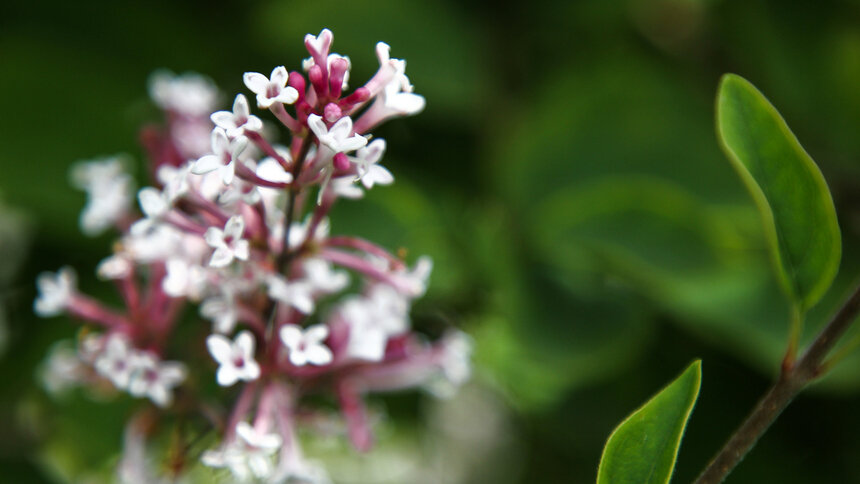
[324,103,342,123]
[333,152,350,172]
[308,64,327,99]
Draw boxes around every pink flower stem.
[254,383,277,433]
[319,248,412,293]
[325,236,405,270]
[67,295,129,329]
[186,192,230,223]
[225,382,259,442]
[165,212,207,236]
[116,272,141,317]
[270,103,302,133]
[336,379,373,452]
[274,383,304,469]
[234,162,292,189]
[246,131,292,170]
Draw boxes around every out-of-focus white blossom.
[207,331,261,386]
[34,267,76,317]
[70,158,133,236]
[280,324,333,367]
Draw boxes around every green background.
[4,0,860,482]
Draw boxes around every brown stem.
[694,282,860,484]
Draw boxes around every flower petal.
[243,72,269,94]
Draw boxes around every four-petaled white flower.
[350,139,393,189]
[341,285,411,362]
[34,267,76,317]
[375,43,425,117]
[207,331,261,386]
[280,324,333,367]
[94,334,136,389]
[128,352,187,408]
[192,128,248,185]
[426,330,474,399]
[303,258,349,293]
[204,215,250,268]
[130,186,171,235]
[307,114,367,155]
[148,70,219,117]
[243,66,298,109]
[70,158,133,236]
[211,94,264,139]
[162,258,208,299]
[267,275,314,314]
[202,422,283,481]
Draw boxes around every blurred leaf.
[597,360,701,484]
[717,74,841,313]
[469,209,655,411]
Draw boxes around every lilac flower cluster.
[36,29,472,483]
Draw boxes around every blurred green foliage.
[4,0,860,483]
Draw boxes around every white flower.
[123,224,182,263]
[96,254,132,280]
[399,255,433,297]
[94,334,135,389]
[127,353,187,407]
[280,324,333,367]
[426,330,473,399]
[211,94,264,139]
[40,341,85,395]
[156,163,192,202]
[130,186,171,235]
[202,422,282,482]
[341,285,411,362]
[162,258,207,299]
[243,66,299,109]
[307,114,367,154]
[376,43,425,116]
[148,70,219,117]
[192,128,248,185]
[70,158,133,236]
[206,331,260,386]
[267,275,314,314]
[256,156,293,184]
[200,292,239,334]
[303,258,349,293]
[350,139,393,189]
[331,176,365,199]
[287,216,330,251]
[34,267,76,317]
[205,215,250,268]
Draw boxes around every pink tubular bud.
[333,152,350,172]
[288,72,307,102]
[308,64,327,99]
[324,103,342,123]
[342,87,371,107]
[328,58,349,99]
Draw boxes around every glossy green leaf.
[717,74,841,313]
[597,361,701,484]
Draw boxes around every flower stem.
[277,137,313,273]
[694,282,860,484]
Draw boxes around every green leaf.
[597,360,701,484]
[716,74,841,313]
